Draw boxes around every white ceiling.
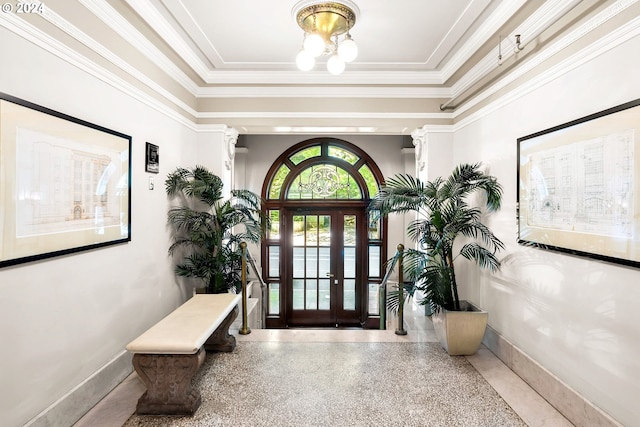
[9,0,610,134]
[155,0,494,71]
[128,0,531,85]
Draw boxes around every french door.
[284,208,364,327]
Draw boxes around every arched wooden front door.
[261,138,387,328]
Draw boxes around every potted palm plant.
[369,163,504,355]
[165,165,265,294]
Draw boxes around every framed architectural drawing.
[517,98,640,268]
[0,93,132,268]
[145,142,159,173]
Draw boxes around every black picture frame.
[145,142,159,173]
[517,98,640,268]
[0,93,132,268]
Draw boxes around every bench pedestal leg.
[204,305,239,352]
[133,348,205,415]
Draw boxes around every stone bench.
[125,293,241,415]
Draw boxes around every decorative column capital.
[411,127,427,171]
[224,128,239,171]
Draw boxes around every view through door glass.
[286,209,362,327]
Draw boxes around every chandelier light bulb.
[327,54,345,75]
[296,49,315,71]
[303,33,325,57]
[337,35,358,63]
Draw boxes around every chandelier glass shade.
[292,0,359,74]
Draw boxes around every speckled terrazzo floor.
[122,341,526,427]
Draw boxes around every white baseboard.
[482,326,621,427]
[25,351,133,427]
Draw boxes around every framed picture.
[517,98,640,268]
[0,93,132,268]
[145,142,159,173]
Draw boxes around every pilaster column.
[411,125,454,183]
[197,125,238,199]
[224,128,239,193]
[410,127,427,181]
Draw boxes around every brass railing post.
[395,244,407,336]
[379,281,386,330]
[239,242,251,335]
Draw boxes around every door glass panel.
[293,247,304,277]
[293,215,304,245]
[268,245,279,277]
[292,214,331,312]
[344,279,355,310]
[344,215,356,245]
[268,210,280,239]
[293,279,304,310]
[306,216,318,245]
[319,279,330,310]
[343,215,356,311]
[318,247,330,277]
[319,215,331,246]
[344,247,356,278]
[306,279,318,309]
[368,210,381,240]
[306,248,318,277]
[369,245,381,277]
[368,283,379,315]
[269,283,280,315]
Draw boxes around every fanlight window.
[288,164,361,200]
[266,142,380,201]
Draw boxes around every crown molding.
[124,0,211,78]
[80,0,200,95]
[452,0,640,130]
[196,111,452,120]
[440,0,527,83]
[0,10,199,132]
[198,69,446,86]
[29,2,199,119]
[195,85,452,99]
[445,0,582,100]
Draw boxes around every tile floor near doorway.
[74,303,573,427]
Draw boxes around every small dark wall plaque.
[146,142,159,173]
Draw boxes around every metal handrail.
[237,243,268,331]
[244,245,267,328]
[239,242,251,335]
[378,244,405,331]
[395,245,407,335]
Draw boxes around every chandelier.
[292,0,359,75]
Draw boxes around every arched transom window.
[265,140,380,201]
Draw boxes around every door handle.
[326,273,334,277]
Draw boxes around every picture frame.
[145,142,159,173]
[0,93,132,268]
[517,98,640,268]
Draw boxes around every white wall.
[0,27,200,426]
[453,33,640,426]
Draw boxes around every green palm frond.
[165,166,265,293]
[370,163,504,311]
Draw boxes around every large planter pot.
[431,301,488,356]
